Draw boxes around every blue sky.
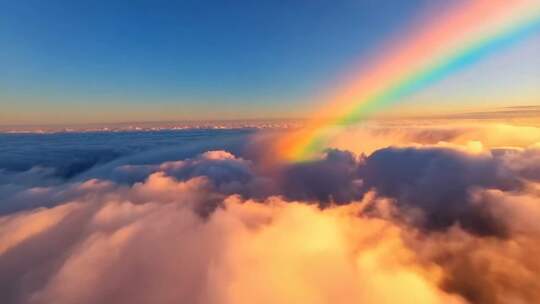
[1,0,538,124]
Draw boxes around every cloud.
[0,130,251,181]
[1,121,540,304]
[496,146,540,182]
[327,121,540,156]
[0,185,467,304]
[2,171,538,304]
[358,146,521,235]
[411,187,540,303]
[278,149,363,204]
[440,105,540,120]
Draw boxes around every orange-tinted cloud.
[1,121,540,304]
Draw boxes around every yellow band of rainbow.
[274,0,540,162]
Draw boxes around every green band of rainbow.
[284,4,540,162]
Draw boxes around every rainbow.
[274,1,540,162]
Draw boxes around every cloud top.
[1,122,539,304]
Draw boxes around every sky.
[1,0,539,125]
[2,2,540,303]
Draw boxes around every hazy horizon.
[2,1,539,125]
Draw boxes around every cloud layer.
[1,122,540,304]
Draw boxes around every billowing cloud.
[279,149,363,204]
[1,121,540,304]
[0,184,466,304]
[359,146,521,235]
